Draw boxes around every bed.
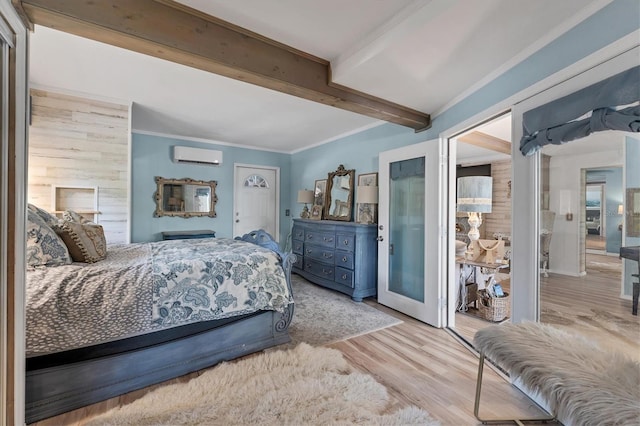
[24,208,295,424]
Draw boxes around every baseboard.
[586,249,606,255]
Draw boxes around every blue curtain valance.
[520,65,640,156]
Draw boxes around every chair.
[540,210,555,277]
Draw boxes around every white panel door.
[233,164,279,240]
[377,139,445,326]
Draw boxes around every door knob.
[376,236,384,242]
[379,225,384,230]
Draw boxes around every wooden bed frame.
[25,230,296,424]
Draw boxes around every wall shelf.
[52,186,99,222]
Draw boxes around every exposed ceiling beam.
[457,131,511,155]
[17,0,431,131]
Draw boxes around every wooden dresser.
[291,219,377,301]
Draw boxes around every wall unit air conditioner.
[173,146,223,166]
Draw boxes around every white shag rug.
[87,343,439,426]
[475,322,640,426]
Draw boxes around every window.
[244,174,269,188]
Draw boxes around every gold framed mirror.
[154,177,218,218]
[324,165,355,221]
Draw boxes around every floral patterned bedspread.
[26,238,291,357]
[151,237,291,326]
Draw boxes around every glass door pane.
[389,157,425,302]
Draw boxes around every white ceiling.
[28,0,605,153]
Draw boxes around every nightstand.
[161,230,216,240]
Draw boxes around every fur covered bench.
[473,322,640,425]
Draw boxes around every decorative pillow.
[27,203,59,228]
[26,209,72,267]
[54,220,107,263]
[62,210,92,224]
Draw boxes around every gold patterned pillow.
[54,220,107,263]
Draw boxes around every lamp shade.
[618,204,624,215]
[297,189,314,204]
[457,176,492,213]
[356,186,378,204]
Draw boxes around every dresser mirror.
[324,165,355,221]
[154,177,218,218]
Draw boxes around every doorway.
[233,164,280,240]
[584,168,623,258]
[447,112,513,344]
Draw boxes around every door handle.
[235,219,239,223]
[390,243,394,255]
[376,236,384,242]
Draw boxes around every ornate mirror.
[324,165,355,221]
[154,177,218,218]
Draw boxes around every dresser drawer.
[303,259,335,280]
[293,255,303,270]
[304,231,336,249]
[336,233,355,252]
[335,267,354,288]
[304,244,335,265]
[292,226,305,241]
[292,239,304,255]
[334,250,354,269]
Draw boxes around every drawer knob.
[323,269,332,276]
[344,240,349,245]
[324,237,334,242]
[341,274,347,280]
[342,256,347,262]
[323,253,333,258]
[307,234,313,239]
[306,249,312,254]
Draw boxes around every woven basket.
[477,289,510,322]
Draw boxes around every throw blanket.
[151,238,290,326]
[26,238,291,357]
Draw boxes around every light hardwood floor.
[32,305,549,425]
[453,254,639,359]
[33,254,636,425]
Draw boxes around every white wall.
[28,89,130,244]
[547,134,624,276]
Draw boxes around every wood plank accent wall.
[484,159,512,238]
[27,89,129,244]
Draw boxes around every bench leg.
[474,352,558,424]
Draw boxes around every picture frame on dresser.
[309,204,323,220]
[356,172,378,224]
[311,179,326,220]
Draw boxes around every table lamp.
[356,185,378,224]
[297,189,314,219]
[457,176,492,243]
